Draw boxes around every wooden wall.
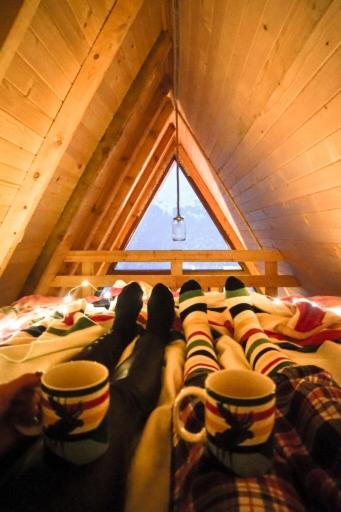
[0,0,167,304]
[178,0,341,294]
[0,0,339,303]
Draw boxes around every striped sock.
[225,277,295,377]
[179,280,220,382]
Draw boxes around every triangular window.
[116,161,241,271]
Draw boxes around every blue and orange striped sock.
[225,277,295,378]
[179,280,220,383]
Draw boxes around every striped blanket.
[0,285,340,512]
[0,297,116,383]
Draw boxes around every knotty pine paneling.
[0,0,23,49]
[18,28,71,99]
[235,129,341,208]
[39,0,90,64]
[0,137,34,172]
[204,0,268,153]
[178,0,340,294]
[0,0,165,303]
[224,45,341,192]
[0,163,25,187]
[223,1,340,182]
[0,79,52,136]
[6,54,62,118]
[65,0,113,46]
[230,106,341,198]
[273,240,341,295]
[30,4,81,82]
[0,108,42,153]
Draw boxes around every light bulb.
[172,215,186,241]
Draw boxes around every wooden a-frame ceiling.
[0,0,340,304]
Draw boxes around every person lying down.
[0,282,175,512]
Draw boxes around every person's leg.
[179,279,220,386]
[73,282,144,372]
[0,283,174,512]
[172,280,222,509]
[225,276,295,377]
[114,283,175,419]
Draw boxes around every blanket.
[0,285,340,512]
[126,291,341,512]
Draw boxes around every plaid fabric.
[171,365,341,512]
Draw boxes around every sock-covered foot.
[113,282,143,345]
[225,276,295,377]
[146,283,175,341]
[179,280,220,382]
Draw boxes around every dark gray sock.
[146,283,175,341]
[113,282,143,344]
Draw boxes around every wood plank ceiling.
[0,0,340,304]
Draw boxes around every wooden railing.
[48,249,300,296]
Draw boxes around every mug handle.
[173,386,207,443]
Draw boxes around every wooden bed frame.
[41,249,299,297]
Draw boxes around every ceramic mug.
[41,360,110,465]
[173,369,276,476]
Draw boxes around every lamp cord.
[173,0,181,218]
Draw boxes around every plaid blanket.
[171,365,341,512]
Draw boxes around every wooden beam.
[80,89,172,253]
[0,0,41,84]
[51,273,299,290]
[63,249,284,262]
[66,83,171,279]
[24,32,171,295]
[179,146,243,250]
[34,241,70,295]
[111,132,175,249]
[0,0,144,275]
[178,145,261,279]
[81,261,95,297]
[94,100,174,252]
[265,261,278,296]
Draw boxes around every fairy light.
[59,305,68,316]
[328,306,341,316]
[63,280,98,304]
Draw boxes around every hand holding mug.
[40,360,110,465]
[0,373,42,456]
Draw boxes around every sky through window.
[116,161,240,270]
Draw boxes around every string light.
[63,281,98,303]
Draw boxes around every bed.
[0,277,340,511]
[0,245,341,512]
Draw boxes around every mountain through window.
[116,161,240,271]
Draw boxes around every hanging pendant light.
[172,161,186,241]
[172,0,186,242]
